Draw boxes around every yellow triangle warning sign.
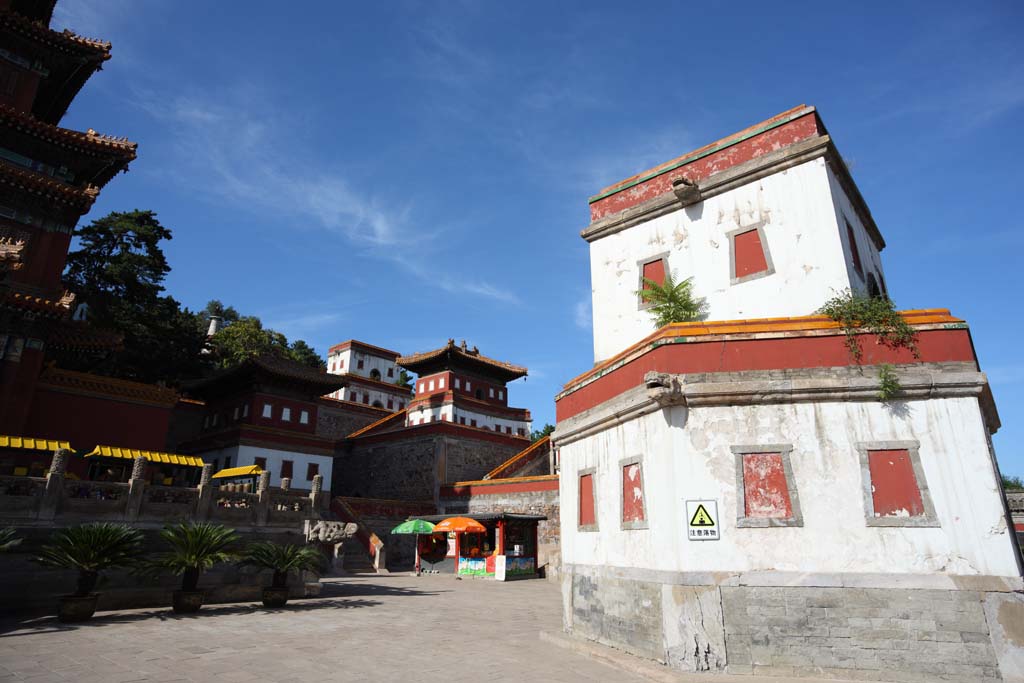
[689,504,715,527]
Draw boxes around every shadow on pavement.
[0,596,382,637]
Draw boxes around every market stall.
[410,513,546,580]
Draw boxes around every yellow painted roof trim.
[85,445,204,468]
[0,435,73,452]
[211,464,263,479]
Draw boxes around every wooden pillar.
[454,532,460,578]
[496,520,505,555]
[532,522,538,575]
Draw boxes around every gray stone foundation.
[562,568,1022,681]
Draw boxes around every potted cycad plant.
[34,523,143,622]
[151,522,238,613]
[241,542,323,607]
[638,271,704,326]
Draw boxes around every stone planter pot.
[262,587,289,608]
[58,594,99,622]
[171,590,205,614]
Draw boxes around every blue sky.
[54,1,1023,477]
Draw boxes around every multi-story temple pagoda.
[399,339,531,436]
[0,0,136,432]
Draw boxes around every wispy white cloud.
[574,294,592,331]
[130,86,520,305]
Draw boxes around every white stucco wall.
[826,165,887,297]
[202,445,333,492]
[588,158,860,362]
[406,404,530,435]
[328,348,399,382]
[558,397,1019,579]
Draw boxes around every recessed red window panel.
[868,449,924,517]
[621,463,645,523]
[579,474,596,527]
[742,453,792,518]
[642,259,666,289]
[734,229,769,278]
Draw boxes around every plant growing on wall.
[638,272,705,328]
[818,291,919,401]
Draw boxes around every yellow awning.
[84,445,204,468]
[211,465,263,479]
[0,435,73,452]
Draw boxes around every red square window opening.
[387,367,394,377]
[847,221,863,275]
[734,229,769,278]
[641,258,666,291]
[867,449,924,517]
[339,359,345,369]
[622,463,645,523]
[470,419,477,427]
[387,399,394,410]
[357,359,364,369]
[579,474,596,527]
[362,395,369,404]
[254,457,267,470]
[281,460,293,479]
[306,463,319,480]
[742,453,793,518]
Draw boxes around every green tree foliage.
[149,522,239,591]
[638,272,704,328]
[1004,474,1024,490]
[531,424,555,442]
[207,316,325,370]
[62,211,208,384]
[199,299,240,325]
[240,542,323,589]
[395,369,414,388]
[34,523,143,596]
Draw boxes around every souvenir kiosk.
[413,513,546,580]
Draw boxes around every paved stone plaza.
[0,575,646,683]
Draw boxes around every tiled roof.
[0,9,111,58]
[46,321,123,353]
[561,309,963,392]
[0,287,74,317]
[328,339,401,358]
[187,353,345,396]
[38,365,179,406]
[0,104,136,157]
[0,161,98,211]
[398,339,527,381]
[85,445,203,468]
[0,434,71,452]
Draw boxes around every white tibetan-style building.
[324,340,411,411]
[554,105,1024,681]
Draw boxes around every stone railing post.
[39,447,70,520]
[309,474,324,514]
[125,456,147,521]
[256,471,271,526]
[281,477,291,491]
[194,463,214,521]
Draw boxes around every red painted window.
[641,258,666,291]
[460,417,466,425]
[362,395,369,404]
[579,474,596,527]
[357,359,364,369]
[846,220,863,275]
[387,399,394,410]
[742,453,793,518]
[254,457,267,470]
[387,367,394,377]
[280,460,293,479]
[867,449,924,517]
[340,359,345,369]
[734,228,769,278]
[306,463,319,480]
[621,463,645,523]
[470,419,477,427]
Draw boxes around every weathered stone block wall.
[443,436,525,485]
[335,433,522,502]
[335,435,439,500]
[563,569,1012,681]
[316,402,385,441]
[721,586,1002,681]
